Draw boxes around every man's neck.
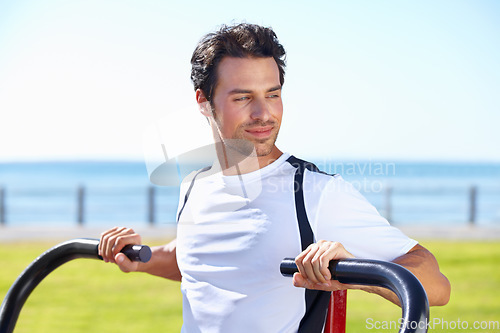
[217,144,283,176]
[256,146,283,169]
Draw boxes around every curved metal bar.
[280,258,430,333]
[0,238,150,333]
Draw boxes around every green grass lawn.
[1,239,499,332]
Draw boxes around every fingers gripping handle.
[119,244,152,263]
[280,257,347,279]
[280,257,342,279]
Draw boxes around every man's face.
[210,56,283,157]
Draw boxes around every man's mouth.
[245,126,274,139]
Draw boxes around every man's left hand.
[293,240,355,292]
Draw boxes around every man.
[99,23,450,332]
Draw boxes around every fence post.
[385,185,392,223]
[77,186,85,226]
[469,186,477,226]
[0,187,5,226]
[148,186,155,225]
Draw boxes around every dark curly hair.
[190,23,286,102]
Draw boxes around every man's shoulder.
[285,155,337,178]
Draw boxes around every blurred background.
[0,0,499,230]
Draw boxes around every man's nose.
[250,98,271,122]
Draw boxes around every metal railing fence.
[0,185,498,226]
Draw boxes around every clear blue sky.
[1,0,499,162]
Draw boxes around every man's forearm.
[137,239,182,281]
[394,244,450,306]
[360,244,450,307]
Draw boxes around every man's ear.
[196,89,212,117]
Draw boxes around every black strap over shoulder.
[176,166,211,223]
[286,155,333,333]
[286,156,326,251]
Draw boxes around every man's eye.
[267,94,280,98]
[235,96,249,101]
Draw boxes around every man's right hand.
[99,226,142,273]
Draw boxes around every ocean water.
[0,160,499,228]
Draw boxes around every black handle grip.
[0,238,151,333]
[280,258,298,277]
[280,257,429,333]
[120,244,152,263]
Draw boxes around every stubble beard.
[215,119,280,157]
[210,103,280,157]
[234,121,279,157]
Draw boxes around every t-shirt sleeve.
[306,174,418,262]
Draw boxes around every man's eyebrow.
[228,86,282,95]
[228,88,252,95]
[267,85,282,93]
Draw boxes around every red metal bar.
[323,290,347,333]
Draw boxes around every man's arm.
[293,241,450,307]
[99,227,181,281]
[138,240,182,281]
[359,244,450,306]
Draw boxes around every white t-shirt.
[176,152,417,333]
